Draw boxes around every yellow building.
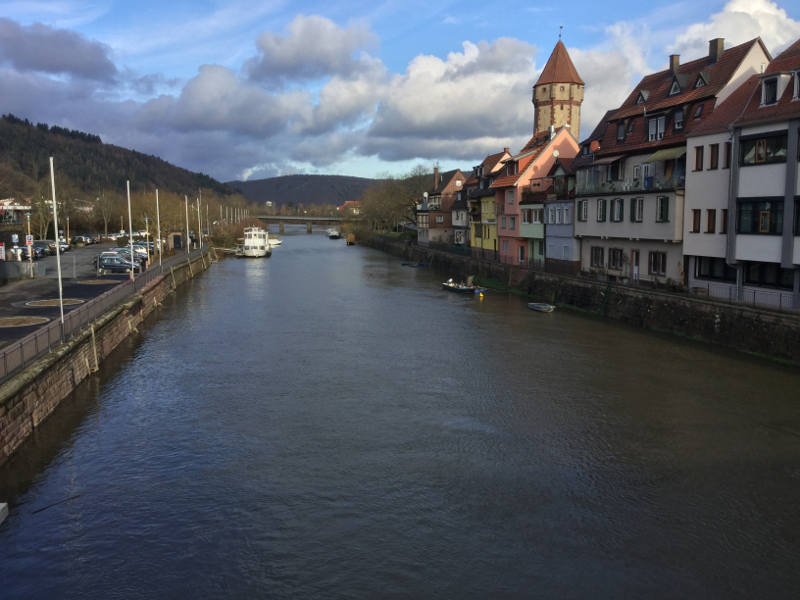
[466,149,510,259]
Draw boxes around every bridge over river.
[254,214,359,233]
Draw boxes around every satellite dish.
[552,150,559,158]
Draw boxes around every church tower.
[532,40,584,137]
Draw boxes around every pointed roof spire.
[535,39,584,86]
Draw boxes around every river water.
[1,227,799,598]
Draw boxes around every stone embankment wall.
[0,251,212,466]
[365,236,800,365]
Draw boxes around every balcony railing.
[576,175,685,195]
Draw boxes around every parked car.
[33,240,55,256]
[97,255,140,274]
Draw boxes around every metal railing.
[0,249,208,383]
[690,281,798,312]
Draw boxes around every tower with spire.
[532,39,584,137]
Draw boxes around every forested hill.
[228,174,376,208]
[0,114,233,199]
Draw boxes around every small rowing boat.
[527,303,555,313]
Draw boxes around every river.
[1,227,799,598]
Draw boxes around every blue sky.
[1,0,799,182]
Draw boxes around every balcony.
[576,175,685,195]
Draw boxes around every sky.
[1,0,799,183]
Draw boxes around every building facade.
[573,37,770,284]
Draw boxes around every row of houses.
[415,36,800,309]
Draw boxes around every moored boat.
[527,302,555,313]
[441,277,486,294]
[241,227,271,257]
[328,228,341,239]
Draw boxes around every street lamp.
[25,211,32,278]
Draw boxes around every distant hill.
[227,174,377,208]
[0,113,235,199]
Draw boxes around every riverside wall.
[366,235,800,365]
[0,251,212,467]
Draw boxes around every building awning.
[646,147,686,162]
[592,154,624,165]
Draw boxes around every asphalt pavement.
[0,243,134,348]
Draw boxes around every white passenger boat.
[327,228,341,239]
[241,227,271,257]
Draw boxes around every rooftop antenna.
[559,25,563,41]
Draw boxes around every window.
[694,104,703,119]
[555,208,562,224]
[706,209,716,233]
[518,245,525,264]
[617,123,625,142]
[611,198,624,222]
[633,165,641,180]
[649,251,666,275]
[548,207,556,224]
[596,198,607,222]
[578,200,588,222]
[506,190,515,204]
[533,208,543,223]
[724,141,731,169]
[721,208,728,234]
[694,146,704,171]
[629,197,644,222]
[741,133,788,165]
[709,144,719,170]
[656,196,670,222]
[674,109,684,130]
[796,199,800,235]
[669,80,681,96]
[501,216,507,228]
[626,120,634,133]
[648,116,666,141]
[737,199,783,234]
[744,262,794,289]
[794,71,800,100]
[562,207,571,224]
[591,246,605,268]
[642,163,653,177]
[609,248,624,270]
[502,240,509,253]
[691,209,701,233]
[510,216,516,230]
[762,77,778,105]
[695,257,736,281]
[694,75,706,89]
[435,215,444,224]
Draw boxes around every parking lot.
[0,243,147,348]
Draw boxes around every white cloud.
[246,14,378,83]
[670,0,800,58]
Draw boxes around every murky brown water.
[1,227,799,598]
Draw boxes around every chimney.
[503,147,510,154]
[709,38,724,63]
[669,54,680,73]
[433,166,439,191]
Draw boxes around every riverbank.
[364,234,800,366]
[0,249,213,467]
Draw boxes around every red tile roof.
[490,154,538,189]
[587,38,769,157]
[689,74,761,136]
[536,40,584,86]
[765,38,800,74]
[481,150,509,173]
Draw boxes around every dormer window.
[648,116,665,141]
[636,90,648,104]
[794,71,799,99]
[694,75,706,89]
[674,109,684,130]
[669,80,681,96]
[762,77,778,105]
[616,123,625,142]
[694,104,703,119]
